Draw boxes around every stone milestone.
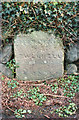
[14,31,64,80]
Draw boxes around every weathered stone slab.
[14,31,64,80]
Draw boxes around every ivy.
[2,2,78,48]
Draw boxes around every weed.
[55,103,77,117]
[7,80,19,89]
[58,75,79,98]
[11,89,26,98]
[51,83,58,94]
[14,109,26,118]
[28,87,47,106]
[6,59,19,75]
[1,76,5,80]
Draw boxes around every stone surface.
[0,73,2,120]
[77,42,79,59]
[66,44,77,63]
[14,31,64,80]
[0,63,13,78]
[0,4,2,52]
[66,64,77,74]
[0,44,12,64]
[66,42,79,63]
[0,38,2,51]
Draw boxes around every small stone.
[66,64,77,74]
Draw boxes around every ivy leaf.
[53,2,58,6]
[22,110,27,113]
[6,3,10,8]
[13,26,16,28]
[39,103,42,106]
[27,110,32,114]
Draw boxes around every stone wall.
[0,3,79,80]
[0,29,79,80]
[0,3,12,78]
[0,2,2,50]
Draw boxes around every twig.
[70,13,78,19]
[31,6,37,20]
[6,100,22,117]
[62,22,77,39]
[31,83,45,86]
[44,115,50,119]
[30,5,54,29]
[64,21,77,37]
[0,18,9,23]
[37,19,56,28]
[44,94,68,98]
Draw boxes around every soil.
[1,74,79,119]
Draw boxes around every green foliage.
[47,74,79,98]
[14,109,32,118]
[59,75,79,98]
[11,89,26,98]
[51,83,58,94]
[49,75,79,98]
[55,103,77,117]
[5,74,78,118]
[28,87,47,106]
[2,2,78,47]
[14,109,26,118]
[6,59,19,75]
[1,76,5,80]
[7,79,19,89]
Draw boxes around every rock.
[77,42,79,59]
[66,64,77,74]
[0,11,2,51]
[0,39,2,51]
[66,44,77,63]
[0,44,12,64]
[14,31,64,81]
[0,63,13,78]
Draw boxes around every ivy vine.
[2,2,78,48]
